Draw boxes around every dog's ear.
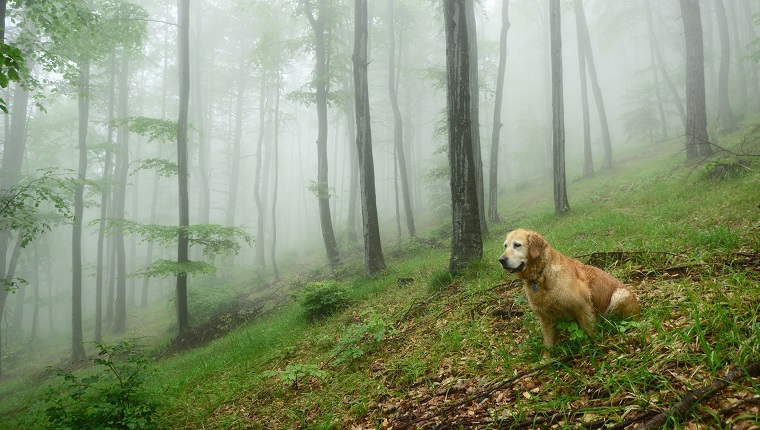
[528,232,548,260]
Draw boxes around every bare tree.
[550,0,569,215]
[488,0,510,223]
[445,0,483,275]
[354,0,386,276]
[176,0,191,335]
[678,0,712,160]
[713,0,736,133]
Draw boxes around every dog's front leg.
[537,316,559,357]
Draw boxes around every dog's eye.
[513,242,522,248]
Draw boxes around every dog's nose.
[498,256,508,269]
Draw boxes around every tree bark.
[271,70,282,281]
[444,0,483,275]
[176,0,191,335]
[679,0,712,160]
[574,0,593,178]
[550,0,569,215]
[343,74,360,244]
[714,0,736,133]
[354,0,386,276]
[305,0,341,270]
[488,0,510,223]
[387,0,416,238]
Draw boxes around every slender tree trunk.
[95,52,117,339]
[741,1,760,109]
[343,75,360,244]
[714,0,736,132]
[113,53,130,333]
[464,0,487,235]
[193,2,211,227]
[550,0,569,215]
[71,61,89,361]
[227,52,245,228]
[444,0,483,275]
[726,0,747,110]
[253,77,268,267]
[574,0,593,178]
[387,0,416,238]
[645,0,687,128]
[679,0,712,160]
[176,0,191,335]
[354,0,386,276]
[488,0,510,223]
[30,245,40,339]
[271,71,282,281]
[575,0,612,169]
[305,1,341,270]
[648,17,669,140]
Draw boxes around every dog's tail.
[605,287,640,318]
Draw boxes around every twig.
[392,354,580,429]
[631,361,760,430]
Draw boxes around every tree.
[574,0,593,177]
[354,0,386,276]
[678,0,712,160]
[387,0,415,238]
[302,0,341,270]
[444,0,483,275]
[464,0,486,235]
[713,0,736,133]
[176,0,191,335]
[488,0,510,223]
[573,0,612,169]
[550,0,569,215]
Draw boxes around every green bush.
[43,341,159,429]
[296,281,349,320]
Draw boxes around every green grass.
[3,120,760,429]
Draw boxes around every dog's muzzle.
[499,257,525,273]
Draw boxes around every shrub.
[43,341,159,429]
[296,281,349,320]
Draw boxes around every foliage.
[42,341,159,429]
[555,320,588,342]
[104,220,254,259]
[263,363,327,389]
[134,259,216,279]
[130,158,178,178]
[331,309,394,365]
[0,43,26,112]
[115,117,178,144]
[295,281,349,319]
[307,180,337,199]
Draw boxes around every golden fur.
[498,229,640,356]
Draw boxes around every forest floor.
[2,121,760,429]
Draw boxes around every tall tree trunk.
[726,0,747,110]
[253,77,268,267]
[464,0,487,235]
[95,52,117,339]
[550,0,569,215]
[176,0,191,335]
[343,74,360,244]
[113,53,130,333]
[575,0,612,169]
[679,0,712,160]
[648,13,669,140]
[741,1,760,109]
[354,0,386,276]
[714,0,736,132]
[305,0,341,270]
[574,0,593,178]
[387,0,416,238]
[30,245,40,339]
[445,0,483,275]
[271,71,282,281]
[488,0,509,223]
[71,61,89,361]
[645,0,687,128]
[227,51,245,228]
[193,1,211,227]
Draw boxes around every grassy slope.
[3,124,760,429]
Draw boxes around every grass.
[2,121,760,429]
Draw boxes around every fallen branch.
[631,361,760,430]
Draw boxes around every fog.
[0,0,755,370]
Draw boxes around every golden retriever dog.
[498,229,639,356]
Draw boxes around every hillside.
[3,124,760,429]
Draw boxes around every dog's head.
[499,229,548,274]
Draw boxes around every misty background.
[0,0,756,370]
